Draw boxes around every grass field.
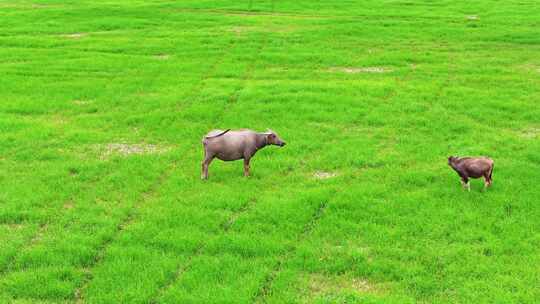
[1,0,540,303]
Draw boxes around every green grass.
[1,0,539,303]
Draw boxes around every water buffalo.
[448,156,494,191]
[201,129,286,179]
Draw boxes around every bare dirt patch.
[313,171,338,179]
[73,99,92,105]
[267,25,301,33]
[50,114,69,126]
[306,273,380,301]
[216,10,324,19]
[98,143,172,158]
[62,33,87,39]
[31,4,49,9]
[5,224,24,230]
[227,26,255,34]
[519,127,540,139]
[229,26,246,33]
[519,63,539,73]
[154,54,170,60]
[329,67,392,74]
[30,224,48,245]
[63,201,75,210]
[227,25,297,36]
[0,3,56,9]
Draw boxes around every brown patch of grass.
[5,224,24,230]
[329,67,392,74]
[320,241,374,264]
[63,201,75,210]
[266,25,300,33]
[98,143,172,158]
[313,171,338,179]
[34,114,70,129]
[519,63,539,73]
[519,127,540,139]
[228,26,255,34]
[0,3,56,9]
[305,273,381,302]
[50,114,69,127]
[62,33,87,39]
[227,25,298,36]
[205,9,325,20]
[154,54,170,60]
[31,4,49,9]
[73,99,92,105]
[30,224,48,246]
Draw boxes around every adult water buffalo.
[201,129,286,179]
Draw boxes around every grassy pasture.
[1,0,539,303]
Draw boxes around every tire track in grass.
[0,160,153,302]
[173,30,241,113]
[430,45,456,104]
[148,197,259,303]
[149,27,273,302]
[226,34,269,105]
[381,44,418,104]
[0,35,158,274]
[174,8,326,19]
[422,47,482,131]
[212,23,272,126]
[73,159,178,303]
[74,30,244,302]
[252,200,329,303]
[176,7,453,21]
[0,161,122,276]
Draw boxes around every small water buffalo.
[201,129,286,179]
[448,156,494,191]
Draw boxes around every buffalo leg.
[487,165,493,187]
[201,153,215,180]
[243,158,251,177]
[461,177,470,191]
[484,174,492,189]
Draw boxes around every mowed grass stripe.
[80,29,274,302]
